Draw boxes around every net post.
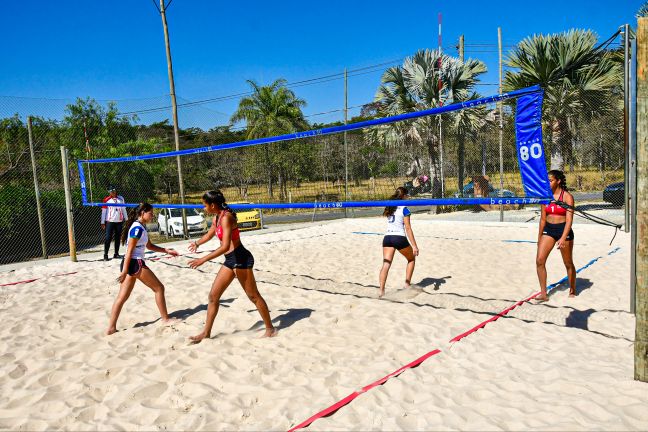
[635,16,648,382]
[344,67,349,218]
[498,26,505,222]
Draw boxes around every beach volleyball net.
[78,86,550,212]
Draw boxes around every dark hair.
[548,170,568,191]
[202,190,237,220]
[383,187,408,217]
[121,203,153,245]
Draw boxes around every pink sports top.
[216,211,240,241]
[545,189,567,216]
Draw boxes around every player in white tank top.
[106,203,180,336]
[379,187,419,298]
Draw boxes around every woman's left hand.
[188,258,205,269]
[556,238,567,249]
[413,246,419,256]
[166,248,179,257]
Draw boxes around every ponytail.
[383,187,408,217]
[202,190,237,220]
[121,203,153,245]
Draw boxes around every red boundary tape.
[0,272,77,287]
[288,349,441,432]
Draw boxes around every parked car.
[231,202,262,231]
[158,207,208,237]
[603,182,624,206]
[201,203,262,232]
[453,181,515,198]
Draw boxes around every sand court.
[0,216,645,430]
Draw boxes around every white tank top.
[128,221,148,259]
[386,206,411,237]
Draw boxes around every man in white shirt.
[101,186,128,261]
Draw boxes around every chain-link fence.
[0,43,629,265]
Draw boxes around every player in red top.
[187,190,276,343]
[536,170,576,302]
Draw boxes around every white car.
[158,208,207,237]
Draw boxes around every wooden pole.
[635,17,648,382]
[27,117,48,259]
[60,146,77,262]
[459,35,464,62]
[159,0,188,239]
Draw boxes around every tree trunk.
[264,146,273,198]
[458,136,466,196]
[550,117,571,171]
[426,132,441,198]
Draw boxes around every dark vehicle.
[603,182,624,206]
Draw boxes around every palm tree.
[231,79,307,199]
[504,30,622,170]
[374,49,487,196]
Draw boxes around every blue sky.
[0,0,642,128]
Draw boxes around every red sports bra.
[216,211,240,241]
[545,189,567,216]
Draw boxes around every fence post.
[27,117,47,259]
[60,146,77,262]
[635,17,647,382]
[625,23,631,233]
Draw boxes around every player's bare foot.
[378,288,385,298]
[568,291,577,298]
[161,317,180,326]
[189,332,209,344]
[105,327,117,336]
[262,327,278,338]
[535,294,549,303]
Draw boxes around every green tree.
[504,30,622,170]
[230,79,307,199]
[375,49,487,196]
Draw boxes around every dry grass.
[153,168,621,210]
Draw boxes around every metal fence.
[0,45,631,265]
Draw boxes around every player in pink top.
[187,190,276,343]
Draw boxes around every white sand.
[0,216,645,431]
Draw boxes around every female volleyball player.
[187,190,276,343]
[536,170,576,302]
[106,203,179,335]
[379,186,419,298]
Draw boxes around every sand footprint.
[8,362,27,379]
[132,382,168,400]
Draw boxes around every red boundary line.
[288,349,441,432]
[0,272,77,287]
[289,249,615,431]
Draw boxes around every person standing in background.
[102,186,128,261]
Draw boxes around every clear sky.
[0,0,642,129]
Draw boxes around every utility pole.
[635,17,647,383]
[459,35,465,62]
[498,27,505,222]
[158,0,188,239]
